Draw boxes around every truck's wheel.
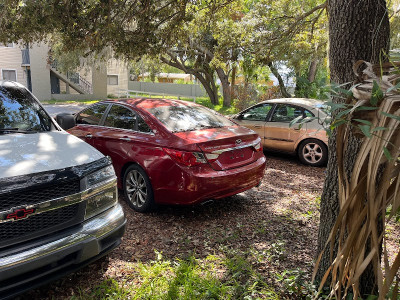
[123,165,154,212]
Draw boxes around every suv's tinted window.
[76,104,108,125]
[241,104,273,121]
[0,86,52,132]
[104,105,136,130]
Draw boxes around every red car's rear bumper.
[152,155,266,205]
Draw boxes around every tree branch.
[268,62,291,98]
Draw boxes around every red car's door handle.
[85,134,93,138]
[120,137,131,142]
[254,125,262,129]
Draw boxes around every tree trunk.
[267,62,291,98]
[160,55,219,105]
[216,67,231,107]
[231,64,237,97]
[195,71,219,105]
[316,0,390,296]
[308,60,318,82]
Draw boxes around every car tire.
[123,164,155,212]
[298,139,328,167]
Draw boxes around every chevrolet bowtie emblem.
[6,208,36,220]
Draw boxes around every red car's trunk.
[174,127,261,171]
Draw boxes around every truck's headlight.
[86,165,116,188]
[83,165,118,220]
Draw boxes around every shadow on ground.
[23,155,325,299]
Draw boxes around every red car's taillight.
[163,148,208,167]
[254,142,263,152]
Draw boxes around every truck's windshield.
[0,86,52,133]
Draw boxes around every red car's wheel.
[123,164,154,212]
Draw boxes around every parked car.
[58,98,266,212]
[0,81,126,299]
[230,98,329,167]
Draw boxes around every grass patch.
[74,251,280,299]
[41,94,239,115]
[127,92,238,115]
[195,97,238,115]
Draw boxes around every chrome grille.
[0,179,80,211]
[0,204,80,246]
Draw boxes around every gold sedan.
[231,98,329,166]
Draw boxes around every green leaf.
[370,80,384,106]
[326,127,332,137]
[358,124,372,138]
[289,115,304,128]
[353,119,372,126]
[370,95,378,107]
[371,127,388,132]
[383,147,393,161]
[324,102,349,110]
[381,112,400,121]
[337,108,353,118]
[355,106,379,111]
[331,85,353,98]
[386,81,400,93]
[331,119,347,128]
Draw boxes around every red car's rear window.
[144,104,234,133]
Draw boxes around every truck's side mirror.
[56,113,76,130]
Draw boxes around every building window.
[107,75,119,85]
[0,43,14,48]
[2,69,17,81]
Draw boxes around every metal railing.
[50,60,93,94]
[76,75,93,94]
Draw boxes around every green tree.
[242,0,328,97]
[130,55,162,82]
[315,0,390,296]
[160,0,246,106]
[0,0,237,106]
[389,0,400,49]
[0,0,189,59]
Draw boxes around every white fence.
[127,81,206,99]
[121,89,197,102]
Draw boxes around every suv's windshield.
[0,86,52,133]
[146,104,234,133]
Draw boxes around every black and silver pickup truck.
[0,81,126,298]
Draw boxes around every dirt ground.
[23,153,326,299]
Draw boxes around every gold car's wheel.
[123,165,154,212]
[298,139,328,167]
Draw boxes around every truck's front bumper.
[0,203,126,299]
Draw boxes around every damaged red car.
[60,98,266,212]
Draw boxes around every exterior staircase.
[49,61,93,94]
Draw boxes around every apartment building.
[106,58,129,97]
[0,43,108,101]
[0,43,31,89]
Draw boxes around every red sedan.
[66,98,266,212]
